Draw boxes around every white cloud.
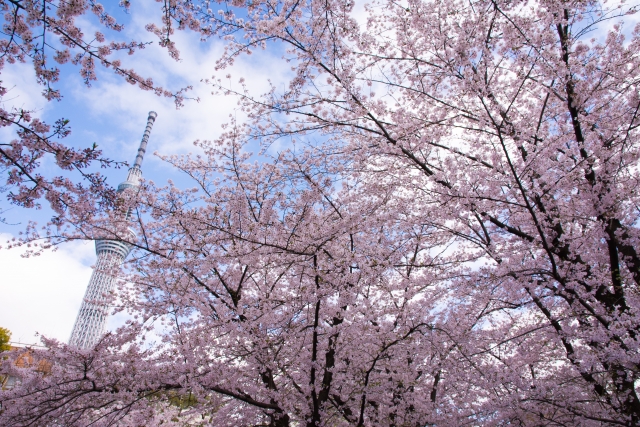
[1,63,47,113]
[352,0,371,30]
[0,234,95,344]
[0,62,51,142]
[69,1,294,157]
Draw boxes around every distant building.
[1,342,50,391]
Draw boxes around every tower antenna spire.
[133,111,158,169]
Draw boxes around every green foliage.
[166,391,198,409]
[0,327,11,352]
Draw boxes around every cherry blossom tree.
[0,0,191,227]
[2,0,640,425]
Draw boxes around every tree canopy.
[2,0,640,425]
[0,328,11,352]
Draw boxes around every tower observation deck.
[68,112,157,349]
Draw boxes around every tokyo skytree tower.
[69,111,158,349]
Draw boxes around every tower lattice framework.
[69,111,157,349]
